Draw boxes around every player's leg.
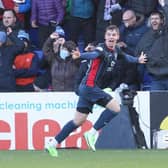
[84,108,119,151]
[84,92,120,151]
[105,98,121,113]
[45,95,92,157]
[85,109,118,140]
[45,111,88,157]
[55,111,88,144]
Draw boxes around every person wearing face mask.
[42,30,80,91]
[116,9,149,91]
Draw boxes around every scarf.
[104,0,121,21]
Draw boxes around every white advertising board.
[0,92,150,150]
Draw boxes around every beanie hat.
[0,31,7,43]
[55,26,65,37]
[17,30,30,41]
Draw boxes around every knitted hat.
[0,31,7,43]
[55,26,65,37]
[17,30,30,41]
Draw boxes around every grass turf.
[0,149,168,168]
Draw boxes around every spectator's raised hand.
[31,20,38,28]
[138,51,148,64]
[71,49,80,59]
[56,38,65,45]
[6,27,12,35]
[50,32,59,40]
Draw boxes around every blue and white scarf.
[104,0,121,21]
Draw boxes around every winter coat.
[125,0,158,16]
[43,37,80,91]
[0,33,24,92]
[31,0,64,26]
[136,5,168,78]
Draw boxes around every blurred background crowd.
[0,0,167,92]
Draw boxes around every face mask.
[60,49,70,60]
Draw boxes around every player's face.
[104,29,120,49]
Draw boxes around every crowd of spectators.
[0,0,167,92]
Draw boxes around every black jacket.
[135,5,168,78]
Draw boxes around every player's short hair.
[105,25,120,34]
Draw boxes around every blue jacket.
[0,33,24,92]
[120,20,149,55]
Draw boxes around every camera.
[120,88,137,105]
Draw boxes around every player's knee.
[114,104,121,113]
[73,111,88,126]
[106,99,121,113]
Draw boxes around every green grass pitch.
[0,149,168,168]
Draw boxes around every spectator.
[13,30,40,92]
[13,0,31,29]
[0,0,4,20]
[135,0,168,90]
[124,0,158,17]
[0,27,24,92]
[31,0,64,49]
[0,9,23,38]
[1,0,31,23]
[119,9,148,55]
[118,9,149,90]
[67,0,97,49]
[42,30,80,91]
[96,0,126,42]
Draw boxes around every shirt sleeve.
[80,46,104,59]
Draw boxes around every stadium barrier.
[1,91,164,150]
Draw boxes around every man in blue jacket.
[0,27,24,91]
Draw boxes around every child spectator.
[13,30,40,91]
